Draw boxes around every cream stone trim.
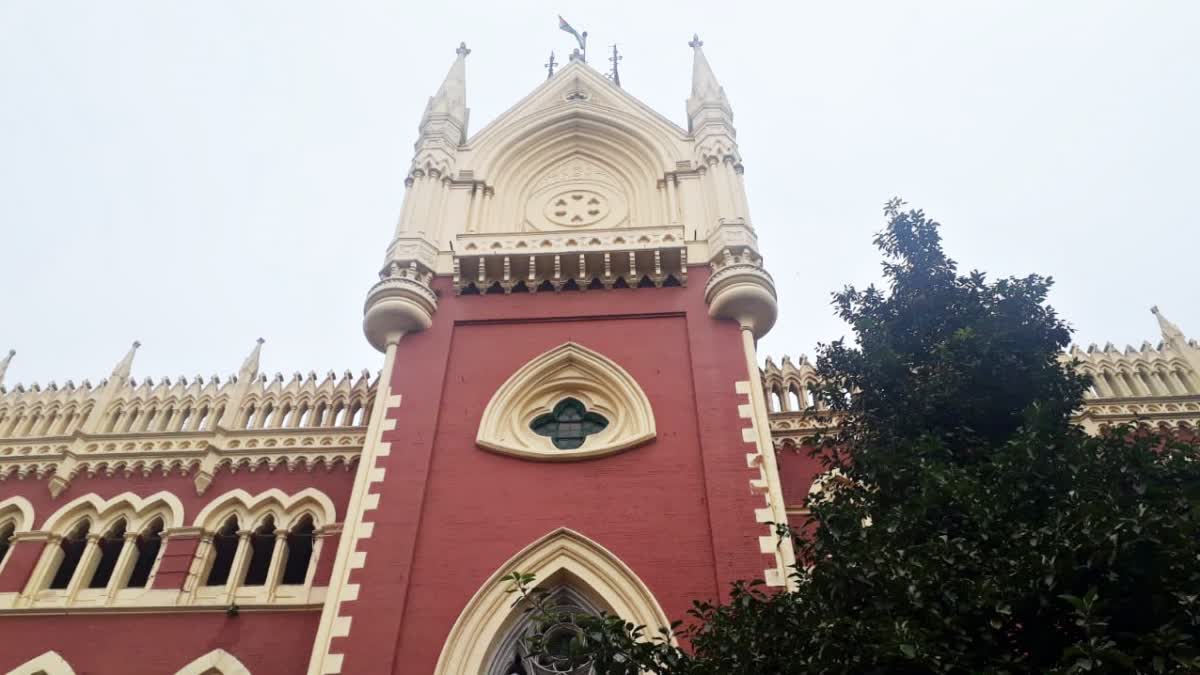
[476,342,655,461]
[308,341,401,675]
[0,496,34,532]
[191,488,336,530]
[434,528,671,675]
[41,491,184,532]
[6,651,76,675]
[736,329,796,589]
[173,648,251,675]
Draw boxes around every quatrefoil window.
[530,398,609,450]
[542,189,610,227]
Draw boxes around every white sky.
[1,1,1196,385]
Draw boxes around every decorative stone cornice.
[452,225,688,294]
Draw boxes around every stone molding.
[6,651,76,675]
[174,648,252,675]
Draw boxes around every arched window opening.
[806,386,819,409]
[331,402,346,427]
[769,388,783,412]
[256,404,274,429]
[242,516,276,586]
[0,521,14,565]
[88,519,127,588]
[281,516,316,585]
[49,521,90,590]
[174,406,191,432]
[788,386,803,411]
[205,516,240,586]
[241,404,256,430]
[296,404,312,427]
[126,518,164,588]
[211,405,225,429]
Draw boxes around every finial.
[1151,305,1187,348]
[239,337,265,378]
[689,33,703,49]
[111,340,141,381]
[545,51,558,79]
[0,349,14,388]
[608,43,622,87]
[456,41,471,57]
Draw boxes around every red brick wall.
[0,466,355,671]
[332,269,774,673]
[777,443,826,509]
[0,611,317,674]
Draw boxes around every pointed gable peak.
[423,42,470,136]
[687,33,731,121]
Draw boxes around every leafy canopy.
[510,200,1200,674]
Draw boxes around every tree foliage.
[512,200,1200,674]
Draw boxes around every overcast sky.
[1,1,1196,386]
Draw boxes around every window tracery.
[486,586,601,675]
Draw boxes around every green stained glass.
[530,398,609,450]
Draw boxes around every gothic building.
[1,39,1197,675]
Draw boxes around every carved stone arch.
[173,648,251,675]
[476,342,655,461]
[0,496,35,532]
[7,651,77,675]
[434,528,671,675]
[41,491,184,533]
[484,117,669,233]
[192,488,337,529]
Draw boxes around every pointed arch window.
[49,521,90,589]
[242,516,276,586]
[126,518,164,588]
[486,586,601,675]
[88,519,127,588]
[477,343,655,461]
[0,521,14,565]
[205,516,240,586]
[281,515,315,585]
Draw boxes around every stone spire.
[110,341,141,382]
[422,42,470,142]
[0,349,13,388]
[1151,306,1188,349]
[686,34,732,125]
[239,337,265,380]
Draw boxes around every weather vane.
[558,15,587,62]
[545,51,558,79]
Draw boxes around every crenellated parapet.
[0,341,373,497]
[764,307,1200,447]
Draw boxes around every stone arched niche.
[434,528,671,675]
[475,342,655,461]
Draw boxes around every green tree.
[512,200,1200,674]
